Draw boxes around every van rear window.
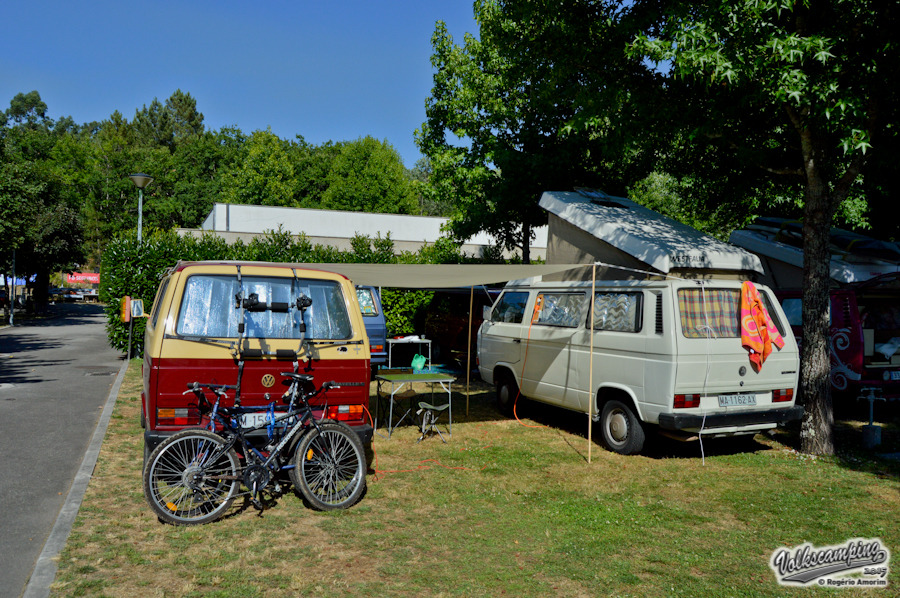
[176,275,352,340]
[678,288,741,338]
[678,288,786,339]
[356,288,378,316]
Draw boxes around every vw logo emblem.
[261,374,276,388]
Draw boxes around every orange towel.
[741,281,785,371]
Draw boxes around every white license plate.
[718,393,756,407]
[240,412,270,428]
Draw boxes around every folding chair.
[416,400,451,443]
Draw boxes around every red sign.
[67,272,100,284]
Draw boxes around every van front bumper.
[658,405,804,432]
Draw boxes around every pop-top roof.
[539,190,763,275]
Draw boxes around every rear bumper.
[658,406,804,431]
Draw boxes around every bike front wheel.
[143,429,240,525]
[290,421,366,511]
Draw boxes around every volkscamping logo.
[770,538,891,587]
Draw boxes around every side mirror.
[131,299,146,318]
[482,305,492,321]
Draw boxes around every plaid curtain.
[678,288,741,338]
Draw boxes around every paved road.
[0,303,124,598]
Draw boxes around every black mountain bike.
[142,372,366,525]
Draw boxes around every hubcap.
[607,410,628,443]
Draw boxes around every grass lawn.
[52,361,899,597]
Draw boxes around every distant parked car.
[356,285,387,375]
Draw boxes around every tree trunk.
[799,185,835,455]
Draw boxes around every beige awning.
[295,263,584,288]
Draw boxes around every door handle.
[513,339,521,344]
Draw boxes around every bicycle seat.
[280,372,314,383]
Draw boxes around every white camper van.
[477,276,803,455]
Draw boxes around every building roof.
[539,190,763,274]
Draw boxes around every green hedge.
[100,228,476,356]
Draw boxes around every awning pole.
[588,263,596,463]
[466,286,474,417]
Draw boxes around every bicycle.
[142,372,366,525]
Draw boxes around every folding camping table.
[374,372,454,438]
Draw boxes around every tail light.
[674,394,701,408]
[371,344,384,353]
[772,388,793,403]
[326,404,364,422]
[157,407,201,426]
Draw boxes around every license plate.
[718,393,756,407]
[240,412,270,428]
[890,371,900,381]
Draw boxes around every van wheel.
[496,375,518,417]
[600,400,645,455]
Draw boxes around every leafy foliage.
[416,1,663,261]
[322,136,418,214]
[0,93,85,303]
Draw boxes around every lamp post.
[128,173,153,243]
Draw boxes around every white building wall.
[194,203,547,259]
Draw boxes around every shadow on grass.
[764,402,900,480]
[376,374,900,474]
[447,384,776,461]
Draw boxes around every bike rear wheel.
[143,429,240,525]
[290,421,366,510]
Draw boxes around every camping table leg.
[376,377,415,438]
[435,380,452,435]
[389,381,415,435]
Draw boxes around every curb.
[22,360,128,598]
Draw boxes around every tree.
[221,128,297,206]
[290,137,343,209]
[417,1,661,261]
[165,89,205,142]
[0,92,85,305]
[409,157,454,216]
[632,0,900,455]
[321,136,418,214]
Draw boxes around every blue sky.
[1,1,478,167]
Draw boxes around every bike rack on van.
[230,266,316,406]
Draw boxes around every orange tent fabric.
[740,281,785,371]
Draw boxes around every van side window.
[590,292,642,332]
[356,287,378,316]
[150,277,171,328]
[535,292,584,328]
[780,298,802,327]
[759,292,788,337]
[491,291,529,323]
[176,275,352,340]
